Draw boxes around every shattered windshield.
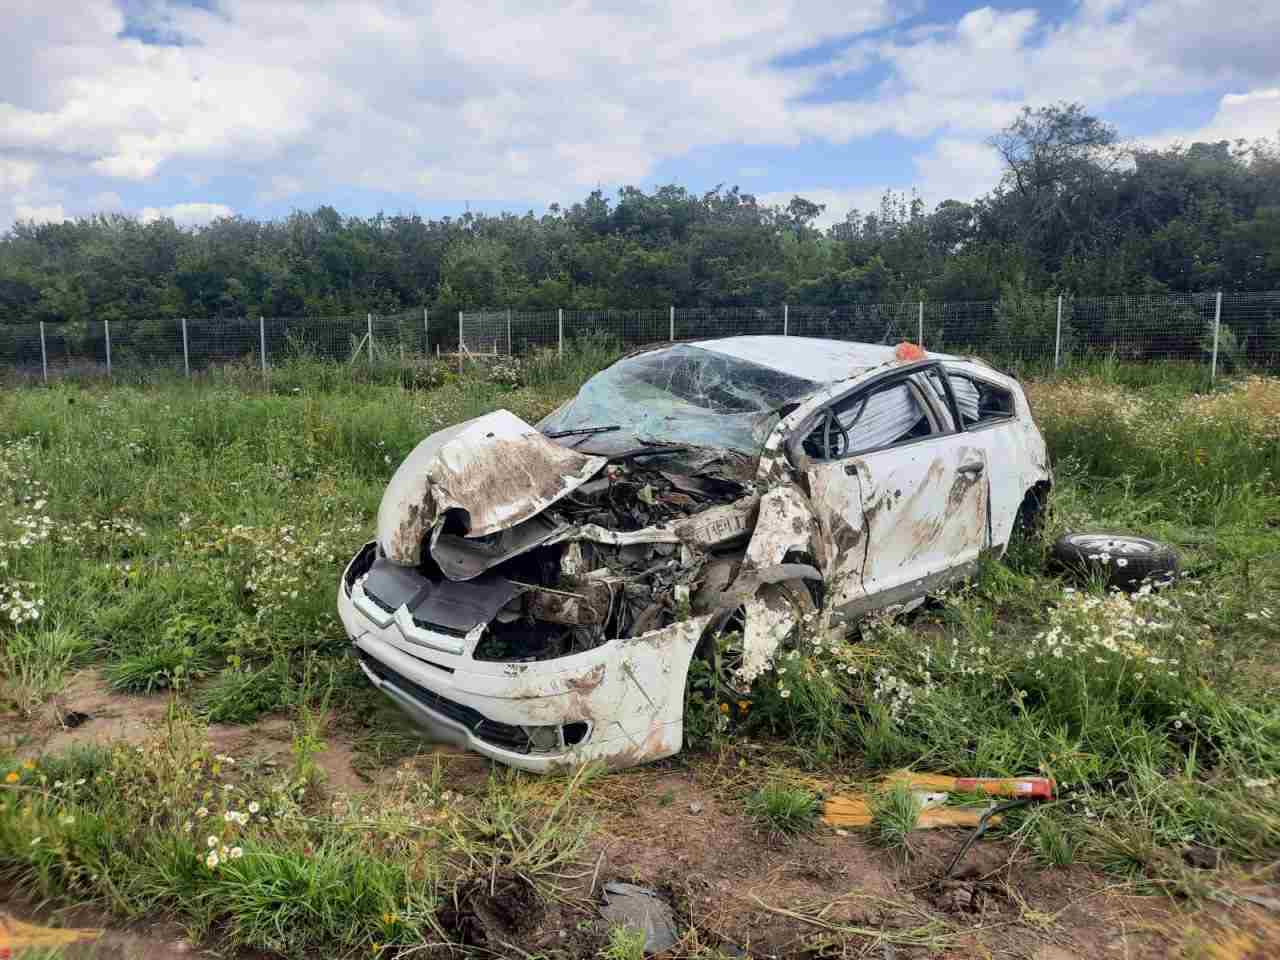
[538,344,819,455]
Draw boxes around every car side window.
[931,371,1014,427]
[802,377,935,460]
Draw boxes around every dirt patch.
[2,669,173,759]
[1,673,372,798]
[0,882,237,960]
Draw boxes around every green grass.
[599,924,648,960]
[1,352,1278,953]
[745,782,820,835]
[868,783,922,853]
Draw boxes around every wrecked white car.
[337,337,1051,772]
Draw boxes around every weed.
[197,657,292,724]
[0,626,91,715]
[1029,810,1078,867]
[868,783,922,853]
[745,783,819,835]
[599,923,647,960]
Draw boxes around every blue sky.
[2,0,1279,230]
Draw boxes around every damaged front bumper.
[338,542,708,773]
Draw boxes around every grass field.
[1,347,1278,959]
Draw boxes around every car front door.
[795,366,991,621]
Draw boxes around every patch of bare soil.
[0,883,238,960]
[3,669,173,759]
[510,757,1275,960]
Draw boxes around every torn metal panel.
[804,461,868,610]
[743,485,820,569]
[377,409,606,563]
[739,581,815,684]
[431,512,566,581]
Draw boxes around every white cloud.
[1143,88,1280,149]
[756,137,1002,229]
[1,0,1279,224]
[90,191,124,210]
[0,0,903,206]
[0,157,36,190]
[14,204,68,224]
[139,202,235,226]
[756,187,891,229]
[911,137,1004,203]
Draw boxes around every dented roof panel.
[695,336,957,383]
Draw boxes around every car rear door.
[795,365,990,619]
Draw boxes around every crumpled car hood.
[376,409,607,565]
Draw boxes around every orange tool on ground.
[819,771,1055,830]
[883,771,1056,800]
[821,795,995,829]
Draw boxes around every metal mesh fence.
[3,292,1279,383]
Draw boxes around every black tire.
[699,580,816,700]
[1050,532,1180,591]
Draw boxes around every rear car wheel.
[1050,532,1180,591]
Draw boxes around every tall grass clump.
[0,709,595,957]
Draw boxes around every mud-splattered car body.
[337,337,1050,772]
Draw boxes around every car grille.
[356,649,532,753]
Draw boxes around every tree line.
[2,103,1278,326]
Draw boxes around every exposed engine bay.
[410,454,758,663]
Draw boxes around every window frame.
[938,365,1017,431]
[787,361,963,465]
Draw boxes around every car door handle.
[958,462,984,476]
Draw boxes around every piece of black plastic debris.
[61,710,92,729]
[600,882,678,955]
[942,798,1032,880]
[1182,844,1222,870]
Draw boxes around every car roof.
[691,335,956,384]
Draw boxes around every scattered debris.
[59,709,92,729]
[1183,844,1224,870]
[689,800,704,814]
[599,882,679,956]
[936,878,987,914]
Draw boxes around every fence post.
[457,311,464,374]
[39,321,47,384]
[669,305,675,342]
[783,303,789,336]
[558,308,564,358]
[181,317,190,378]
[1054,295,1063,370]
[367,313,374,366]
[507,308,512,356]
[259,316,267,374]
[1210,290,1223,385]
[423,307,429,357]
[104,318,112,378]
[917,301,924,346]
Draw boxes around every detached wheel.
[1051,533,1180,591]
